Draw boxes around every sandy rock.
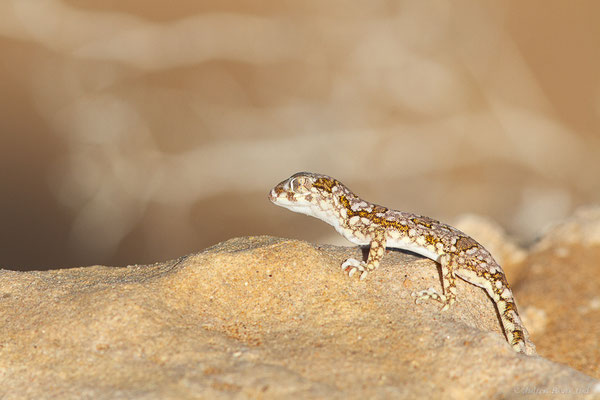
[533,206,600,251]
[1,236,598,399]
[516,239,600,378]
[512,206,600,379]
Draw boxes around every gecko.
[268,172,536,355]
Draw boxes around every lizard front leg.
[341,229,386,280]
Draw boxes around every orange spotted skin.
[269,172,536,355]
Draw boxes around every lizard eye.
[289,177,308,192]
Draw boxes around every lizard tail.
[496,294,537,355]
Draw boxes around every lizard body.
[269,172,536,355]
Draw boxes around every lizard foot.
[341,258,369,280]
[411,288,453,311]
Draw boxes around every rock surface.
[2,226,600,398]
[515,208,600,379]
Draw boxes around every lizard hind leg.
[412,254,457,312]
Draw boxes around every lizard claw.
[341,258,366,278]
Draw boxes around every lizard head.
[268,172,346,220]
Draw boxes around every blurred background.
[1,0,599,271]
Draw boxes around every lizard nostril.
[268,188,280,202]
